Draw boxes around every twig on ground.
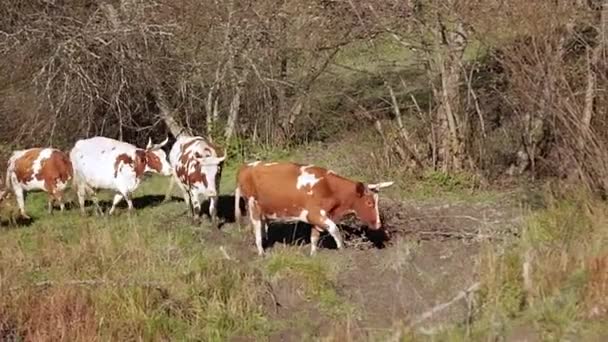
[411,282,481,326]
[220,246,233,260]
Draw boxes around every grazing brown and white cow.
[234,161,393,255]
[70,136,172,215]
[6,147,73,218]
[167,135,226,221]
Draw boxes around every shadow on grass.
[201,194,390,250]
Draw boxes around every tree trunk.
[433,19,467,172]
[155,87,189,138]
[386,83,423,168]
[579,1,607,149]
[279,48,341,141]
[224,68,250,141]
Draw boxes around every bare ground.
[207,191,525,341]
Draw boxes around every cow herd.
[1,133,393,256]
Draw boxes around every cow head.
[189,155,226,198]
[144,137,172,176]
[351,181,394,229]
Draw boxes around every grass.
[410,190,608,341]
[0,166,357,341]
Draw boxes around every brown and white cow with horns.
[6,147,73,218]
[234,161,393,256]
[167,135,225,221]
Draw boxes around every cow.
[70,136,172,215]
[166,135,226,222]
[5,147,73,218]
[234,161,393,256]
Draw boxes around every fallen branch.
[411,282,481,326]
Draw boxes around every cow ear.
[355,182,366,197]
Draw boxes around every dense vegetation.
[3,0,608,340]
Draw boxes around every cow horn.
[200,155,226,165]
[157,136,169,149]
[146,138,153,149]
[368,181,394,190]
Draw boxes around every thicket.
[2,0,608,193]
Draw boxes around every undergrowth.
[0,173,350,341]
[424,189,608,341]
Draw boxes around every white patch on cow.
[32,148,53,176]
[270,209,309,224]
[299,209,309,221]
[248,161,261,166]
[296,166,321,190]
[324,218,344,249]
[248,197,265,256]
[327,170,336,175]
[264,162,278,166]
[306,190,313,195]
[267,213,278,219]
[320,209,326,217]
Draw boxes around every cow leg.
[76,185,87,215]
[307,210,344,251]
[125,193,134,213]
[108,194,124,215]
[91,194,103,216]
[47,195,54,214]
[55,190,65,212]
[191,194,202,222]
[47,190,63,214]
[234,186,242,229]
[208,196,218,223]
[325,219,344,249]
[310,228,321,256]
[164,174,176,202]
[13,186,30,219]
[248,197,264,256]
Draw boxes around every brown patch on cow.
[12,149,39,184]
[175,160,208,188]
[180,138,204,153]
[236,162,381,229]
[114,154,134,178]
[145,150,163,173]
[134,150,147,177]
[11,149,73,196]
[114,151,148,178]
[42,150,73,195]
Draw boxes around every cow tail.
[4,154,15,192]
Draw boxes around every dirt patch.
[207,191,524,339]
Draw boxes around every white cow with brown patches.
[6,147,73,218]
[70,136,172,215]
[166,135,225,221]
[235,161,393,255]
